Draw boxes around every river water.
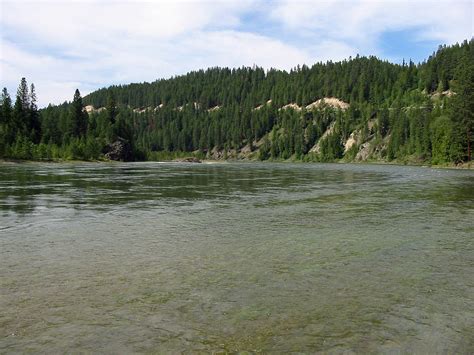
[0,161,473,353]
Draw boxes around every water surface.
[1,162,473,353]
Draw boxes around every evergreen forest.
[1,39,472,165]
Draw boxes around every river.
[1,161,473,352]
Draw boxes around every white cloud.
[0,0,472,106]
[1,0,260,105]
[177,31,311,70]
[2,0,251,45]
[270,0,473,45]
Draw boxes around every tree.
[12,78,30,138]
[449,53,474,162]
[18,77,30,110]
[258,135,270,160]
[0,88,13,153]
[106,92,117,125]
[29,83,41,143]
[1,88,12,136]
[2,40,472,163]
[40,105,62,145]
[430,116,451,164]
[378,106,390,137]
[0,88,12,125]
[70,89,88,137]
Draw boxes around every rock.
[84,105,105,114]
[305,97,349,111]
[84,105,95,113]
[104,138,133,161]
[280,103,302,111]
[309,122,336,154]
[209,147,224,160]
[344,131,359,153]
[176,157,201,163]
[355,142,371,161]
[240,143,253,154]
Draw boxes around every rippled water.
[0,161,473,353]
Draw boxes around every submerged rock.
[104,138,133,161]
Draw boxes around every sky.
[0,0,473,107]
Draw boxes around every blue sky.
[378,29,440,63]
[1,0,472,106]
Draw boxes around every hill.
[1,39,472,165]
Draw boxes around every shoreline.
[1,157,472,170]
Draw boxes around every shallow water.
[0,161,473,353]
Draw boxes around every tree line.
[0,39,472,164]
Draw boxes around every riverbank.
[1,156,472,170]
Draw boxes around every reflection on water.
[1,161,473,352]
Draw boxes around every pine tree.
[1,88,12,138]
[0,88,12,125]
[12,78,29,138]
[18,78,30,110]
[70,89,88,137]
[106,92,117,125]
[449,53,474,162]
[378,106,390,137]
[0,88,13,153]
[29,83,41,143]
[2,40,471,163]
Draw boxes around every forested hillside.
[1,39,472,164]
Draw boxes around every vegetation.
[1,39,472,164]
